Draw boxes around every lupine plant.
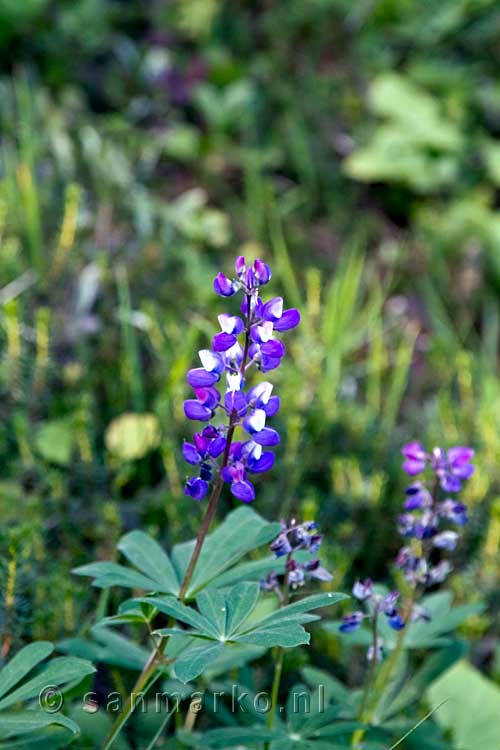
[0,258,488,750]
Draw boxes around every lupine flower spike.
[396,442,474,595]
[183,257,300,502]
[261,519,332,597]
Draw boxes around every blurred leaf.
[105,413,160,461]
[427,660,500,747]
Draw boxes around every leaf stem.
[265,554,291,748]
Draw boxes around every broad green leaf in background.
[427,659,500,748]
[105,412,161,461]
[34,419,74,466]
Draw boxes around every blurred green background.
[0,0,499,676]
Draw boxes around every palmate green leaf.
[173,641,226,684]
[72,561,167,592]
[117,530,180,594]
[148,583,347,683]
[172,507,281,599]
[73,507,280,600]
[0,712,79,740]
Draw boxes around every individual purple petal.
[402,441,427,475]
[199,349,225,374]
[262,297,284,322]
[183,400,213,421]
[440,474,462,493]
[218,313,245,335]
[305,561,332,582]
[244,267,256,289]
[253,259,272,285]
[187,368,219,388]
[241,295,263,318]
[271,533,292,557]
[339,612,364,633]
[261,339,286,358]
[438,500,468,525]
[194,386,220,410]
[261,354,282,372]
[235,255,246,276]
[263,395,280,417]
[387,614,405,631]
[381,591,399,616]
[404,483,432,510]
[248,451,275,473]
[274,308,301,331]
[221,466,234,483]
[231,480,255,502]
[224,390,248,417]
[182,442,201,465]
[352,579,373,601]
[184,477,209,500]
[252,427,280,446]
[208,436,226,458]
[214,272,237,297]
[403,458,426,475]
[213,332,237,352]
[448,447,475,480]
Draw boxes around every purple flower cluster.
[339,579,405,657]
[396,442,474,587]
[261,519,332,596]
[183,257,300,502]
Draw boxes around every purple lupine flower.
[339,611,365,633]
[432,531,459,551]
[431,447,475,492]
[184,477,209,500]
[183,256,300,502]
[402,442,427,475]
[352,578,373,601]
[404,483,432,510]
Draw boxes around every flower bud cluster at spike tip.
[396,442,474,588]
[260,519,332,596]
[339,580,405,658]
[183,256,300,502]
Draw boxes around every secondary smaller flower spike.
[396,441,474,588]
[261,519,332,596]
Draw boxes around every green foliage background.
[0,0,499,689]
